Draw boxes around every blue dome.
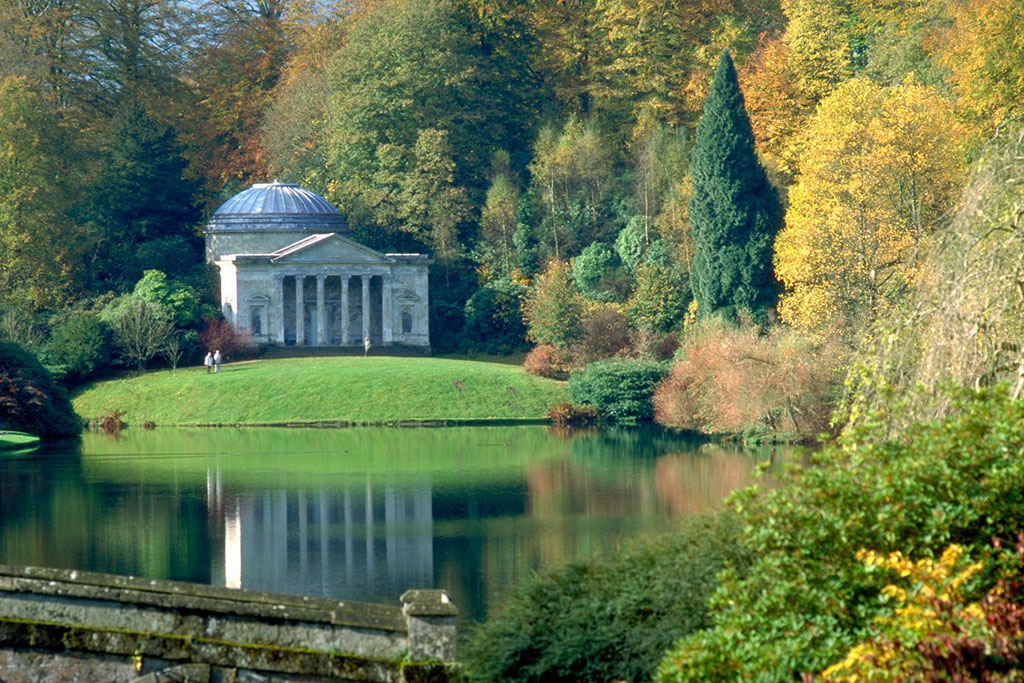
[214,181,339,217]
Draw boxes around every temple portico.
[206,183,430,348]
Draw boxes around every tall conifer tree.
[689,50,782,321]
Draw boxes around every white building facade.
[206,182,430,348]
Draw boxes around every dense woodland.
[2,0,1022,434]
[0,0,1019,403]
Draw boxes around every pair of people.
[204,350,223,374]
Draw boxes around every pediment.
[395,289,422,303]
[270,233,390,265]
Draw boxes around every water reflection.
[0,427,798,621]
[206,474,435,604]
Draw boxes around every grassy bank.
[72,356,567,426]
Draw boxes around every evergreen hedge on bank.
[568,358,669,423]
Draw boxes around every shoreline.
[85,417,554,430]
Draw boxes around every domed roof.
[214,181,339,217]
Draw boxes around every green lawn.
[72,356,567,426]
[0,431,40,451]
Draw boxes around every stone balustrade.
[0,565,457,682]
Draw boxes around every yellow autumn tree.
[741,0,857,181]
[774,77,964,341]
[941,0,1024,136]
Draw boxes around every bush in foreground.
[464,514,749,682]
[568,358,668,423]
[658,389,1024,680]
[820,541,1024,680]
[0,342,81,437]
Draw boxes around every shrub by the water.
[464,514,749,682]
[658,388,1024,680]
[653,321,841,437]
[0,342,81,437]
[547,401,598,426]
[819,541,1024,680]
[568,358,669,423]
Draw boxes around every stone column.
[272,274,285,344]
[295,275,305,346]
[340,275,350,345]
[316,275,327,346]
[382,276,393,344]
[401,590,458,662]
[361,274,371,343]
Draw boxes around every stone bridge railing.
[0,565,457,682]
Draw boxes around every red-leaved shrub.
[653,322,843,436]
[199,317,254,360]
[524,344,572,380]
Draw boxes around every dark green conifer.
[79,100,202,289]
[689,50,782,321]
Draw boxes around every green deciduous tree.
[628,263,689,334]
[527,116,617,261]
[478,151,521,278]
[0,76,89,307]
[523,260,585,349]
[572,242,623,302]
[102,294,175,370]
[133,269,200,327]
[42,310,111,383]
[688,51,782,321]
[324,0,537,228]
[462,278,529,354]
[399,128,471,271]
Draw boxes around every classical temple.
[206,182,430,348]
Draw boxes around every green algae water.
[0,426,792,622]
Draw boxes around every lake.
[0,426,790,622]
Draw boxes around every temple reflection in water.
[207,468,434,600]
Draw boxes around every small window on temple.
[251,306,263,335]
[401,310,413,335]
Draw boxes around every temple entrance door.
[303,304,317,346]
